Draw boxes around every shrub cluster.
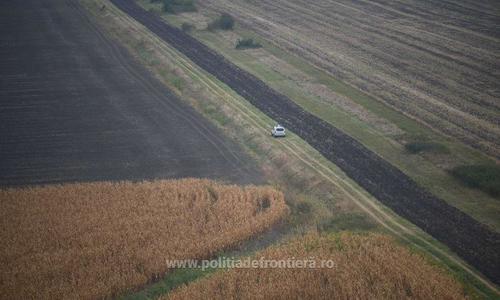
[405,141,449,154]
[450,164,500,198]
[181,22,194,33]
[235,38,262,50]
[207,13,234,31]
[159,0,196,14]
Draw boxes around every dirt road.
[111,0,500,284]
[0,0,260,186]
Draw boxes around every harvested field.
[166,233,466,299]
[199,0,500,159]
[0,179,287,299]
[111,0,500,284]
[0,0,260,186]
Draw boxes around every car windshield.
[276,128,284,131]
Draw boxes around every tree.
[218,13,234,30]
[207,13,235,31]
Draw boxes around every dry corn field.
[199,0,500,159]
[0,179,287,299]
[166,232,466,300]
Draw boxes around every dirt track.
[112,0,500,284]
[0,0,260,186]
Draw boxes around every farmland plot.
[0,0,259,186]
[166,233,466,300]
[199,0,500,159]
[0,179,287,299]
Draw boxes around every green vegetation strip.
[121,268,214,300]
[450,165,500,198]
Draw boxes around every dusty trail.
[112,0,500,284]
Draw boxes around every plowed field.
[0,0,259,186]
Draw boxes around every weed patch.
[450,165,500,198]
[405,141,449,154]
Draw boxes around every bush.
[295,201,311,214]
[405,141,449,154]
[162,0,196,14]
[235,38,262,50]
[181,22,194,33]
[450,164,500,198]
[207,13,234,31]
[218,13,234,30]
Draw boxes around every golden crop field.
[0,179,287,299]
[166,232,466,299]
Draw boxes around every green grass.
[402,233,499,300]
[207,13,234,31]
[318,213,377,232]
[235,38,262,50]
[450,165,500,198]
[120,268,214,300]
[135,40,160,66]
[161,0,196,14]
[202,103,230,126]
[405,141,450,154]
[181,22,194,33]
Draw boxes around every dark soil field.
[112,0,500,284]
[0,0,260,186]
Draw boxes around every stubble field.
[199,0,500,159]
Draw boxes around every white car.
[271,124,286,137]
